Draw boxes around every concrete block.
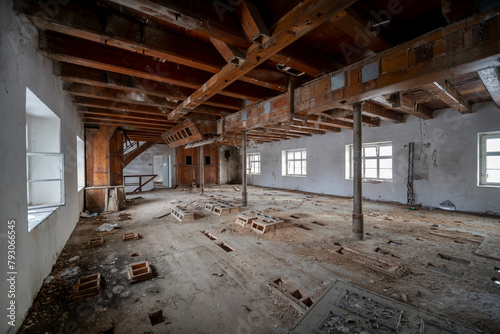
[235,213,259,227]
[87,237,104,248]
[74,273,102,299]
[127,261,153,283]
[171,206,195,222]
[122,232,139,242]
[213,205,240,216]
[251,217,285,234]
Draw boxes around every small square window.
[346,142,392,181]
[283,149,306,176]
[247,153,261,175]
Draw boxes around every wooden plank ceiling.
[15,0,500,144]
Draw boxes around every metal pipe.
[242,131,248,206]
[199,145,204,195]
[352,102,364,241]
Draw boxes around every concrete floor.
[19,185,500,333]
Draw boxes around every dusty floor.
[19,185,500,333]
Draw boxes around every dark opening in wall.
[186,156,192,165]
[205,156,211,165]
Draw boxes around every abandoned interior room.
[1,0,500,333]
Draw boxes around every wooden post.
[242,131,248,207]
[200,145,205,195]
[352,102,364,240]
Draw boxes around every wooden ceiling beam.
[441,0,479,23]
[39,30,276,101]
[106,0,343,78]
[72,96,228,118]
[343,114,381,127]
[275,43,343,77]
[391,93,434,119]
[235,0,271,46]
[82,118,171,131]
[478,67,500,108]
[329,8,392,54]
[78,108,177,124]
[167,0,356,120]
[55,63,242,111]
[292,114,353,130]
[64,82,234,116]
[422,81,472,113]
[16,0,287,92]
[362,101,405,123]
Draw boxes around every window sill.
[477,183,500,188]
[284,175,307,178]
[346,179,393,183]
[28,207,58,232]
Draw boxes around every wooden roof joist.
[78,108,177,125]
[167,0,357,120]
[83,121,170,133]
[294,8,500,116]
[478,67,500,108]
[105,0,342,77]
[68,87,233,117]
[55,63,242,111]
[72,97,224,120]
[16,1,288,92]
[38,30,277,102]
[83,115,172,131]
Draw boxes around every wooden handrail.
[124,174,157,192]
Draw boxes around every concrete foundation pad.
[290,280,486,334]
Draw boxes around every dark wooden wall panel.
[176,146,219,186]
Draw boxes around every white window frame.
[26,152,65,209]
[346,141,393,181]
[282,149,307,177]
[77,136,85,191]
[478,131,500,187]
[246,152,261,175]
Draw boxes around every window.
[186,156,192,165]
[283,149,306,176]
[77,136,85,190]
[478,131,500,186]
[247,153,261,175]
[346,142,392,181]
[205,156,211,165]
[26,88,64,230]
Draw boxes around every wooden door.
[176,146,219,186]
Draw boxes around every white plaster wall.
[123,144,176,192]
[0,1,84,332]
[247,103,500,215]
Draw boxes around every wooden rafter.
[65,83,234,116]
[39,30,276,102]
[391,93,434,119]
[166,0,356,120]
[330,8,392,53]
[72,96,229,118]
[362,102,405,123]
[478,67,500,108]
[55,63,242,111]
[16,0,287,92]
[106,0,343,77]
